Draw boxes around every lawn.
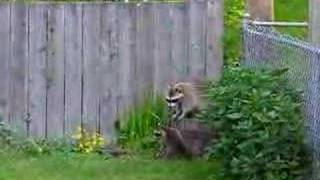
[0,152,218,180]
[274,0,308,39]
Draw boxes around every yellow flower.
[71,127,107,154]
[85,147,93,153]
[77,127,83,133]
[92,140,96,146]
[72,133,82,140]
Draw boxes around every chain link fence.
[240,18,320,179]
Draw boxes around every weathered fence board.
[10,4,29,134]
[188,0,207,78]
[83,4,101,133]
[153,5,172,93]
[205,0,223,79]
[127,6,139,108]
[64,4,82,136]
[99,4,119,139]
[136,4,155,99]
[46,5,65,137]
[117,5,134,113]
[0,1,223,139]
[28,4,47,137]
[0,4,10,123]
[171,4,188,82]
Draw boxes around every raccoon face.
[166,84,184,108]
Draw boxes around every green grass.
[275,0,308,22]
[274,0,308,39]
[0,152,218,180]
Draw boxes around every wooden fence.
[0,1,223,139]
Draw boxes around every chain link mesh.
[240,20,320,179]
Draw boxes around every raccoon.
[159,119,216,159]
[166,82,202,121]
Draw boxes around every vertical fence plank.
[206,0,223,80]
[99,4,119,140]
[64,4,82,136]
[116,5,135,117]
[187,0,207,79]
[28,4,47,138]
[127,6,138,107]
[171,4,188,82]
[0,4,10,123]
[135,4,155,99]
[153,4,172,93]
[10,4,29,134]
[46,5,65,137]
[82,4,101,133]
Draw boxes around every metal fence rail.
[243,13,309,27]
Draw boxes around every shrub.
[0,117,14,148]
[116,92,167,151]
[0,116,72,155]
[18,138,73,155]
[199,66,311,180]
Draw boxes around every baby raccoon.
[166,82,201,121]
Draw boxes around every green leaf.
[226,113,243,119]
[268,111,277,119]
[269,68,289,77]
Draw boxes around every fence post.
[309,1,320,178]
[306,51,320,180]
[246,0,274,21]
[244,0,275,68]
[309,0,320,44]
[309,0,320,147]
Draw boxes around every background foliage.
[223,0,308,65]
[223,0,244,65]
[200,66,311,180]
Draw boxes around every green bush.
[116,92,168,151]
[0,115,73,155]
[0,117,15,149]
[200,66,311,180]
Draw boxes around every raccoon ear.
[168,81,175,89]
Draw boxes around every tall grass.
[116,92,168,149]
